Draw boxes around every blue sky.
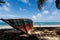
[0,0,60,22]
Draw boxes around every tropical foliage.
[0,0,5,6]
[37,0,60,10]
[0,0,60,10]
[37,0,45,10]
[56,0,60,9]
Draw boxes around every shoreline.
[34,24,60,27]
[0,25,13,29]
[0,24,60,29]
[0,27,60,40]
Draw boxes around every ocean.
[0,22,60,29]
[34,22,60,27]
[0,22,60,25]
[34,22,60,25]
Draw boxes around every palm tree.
[37,0,45,10]
[56,0,60,9]
[37,0,60,10]
[0,0,60,9]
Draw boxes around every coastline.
[0,25,13,29]
[34,24,60,27]
[0,24,60,29]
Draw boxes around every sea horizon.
[0,22,60,26]
[0,22,60,29]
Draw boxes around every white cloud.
[19,0,29,3]
[32,15,36,19]
[47,0,53,3]
[18,0,31,6]
[32,13,42,20]
[3,5,10,12]
[52,11,58,15]
[47,16,53,19]
[28,3,31,6]
[7,14,15,17]
[32,10,60,22]
[36,13,42,18]
[0,2,10,12]
[43,10,49,14]
[0,6,3,10]
[19,7,27,11]
[0,14,16,18]
[32,15,53,22]
[6,2,10,7]
[19,8,22,11]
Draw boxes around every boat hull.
[0,18,33,34]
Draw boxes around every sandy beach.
[0,26,60,40]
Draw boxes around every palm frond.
[56,0,60,9]
[37,0,45,10]
[0,0,5,6]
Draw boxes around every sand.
[0,27,60,40]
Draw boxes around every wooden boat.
[0,18,33,34]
